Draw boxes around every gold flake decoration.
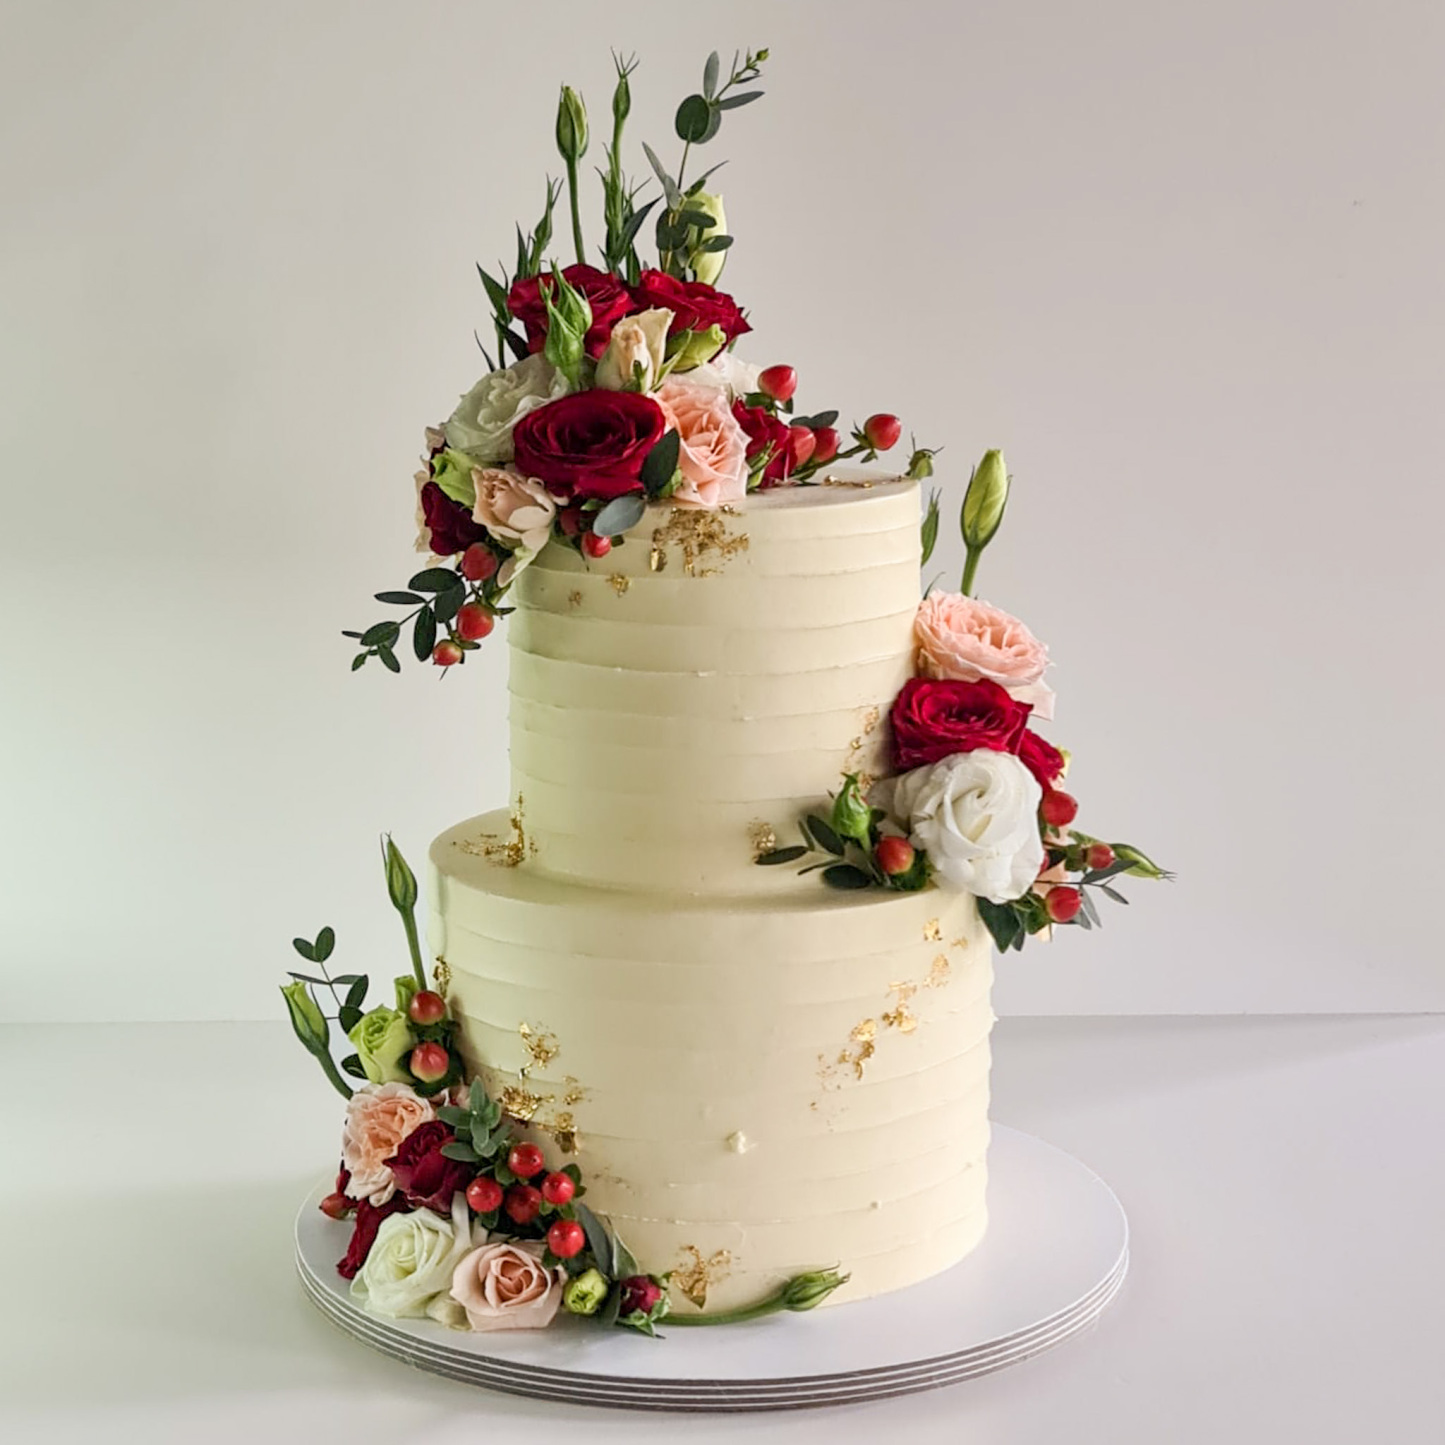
[882,1003,918,1034]
[748,820,778,859]
[455,797,530,868]
[950,936,970,951]
[497,1084,548,1122]
[518,1023,559,1070]
[888,979,919,1005]
[431,958,452,996]
[561,1077,587,1107]
[674,1246,734,1309]
[544,1114,578,1156]
[843,705,883,792]
[607,573,631,596]
[837,1017,878,1080]
[923,918,943,943]
[649,508,749,578]
[928,954,952,988]
[567,589,583,610]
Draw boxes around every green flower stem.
[961,547,982,597]
[659,1297,784,1327]
[565,155,585,267]
[311,1045,354,1101]
[401,909,427,993]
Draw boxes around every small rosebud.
[564,1268,610,1317]
[863,413,902,451]
[611,62,631,129]
[555,85,589,162]
[541,266,593,390]
[830,773,873,848]
[382,836,418,915]
[757,364,798,403]
[280,980,328,1052]
[319,1191,352,1221]
[780,1269,849,1311]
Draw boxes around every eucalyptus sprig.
[281,927,370,1100]
[344,564,511,675]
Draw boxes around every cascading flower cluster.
[344,46,936,677]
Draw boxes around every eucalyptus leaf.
[440,1141,481,1163]
[599,1286,622,1330]
[977,898,1022,952]
[716,90,763,110]
[286,971,326,985]
[698,234,733,252]
[433,589,463,626]
[1081,859,1135,886]
[674,94,714,143]
[436,1105,470,1128]
[821,864,873,890]
[575,1202,613,1270]
[341,630,363,639]
[641,143,682,210]
[756,845,807,865]
[790,410,839,430]
[592,492,647,537]
[1080,890,1102,928]
[703,50,720,99]
[612,1232,641,1281]
[639,430,681,497]
[1099,884,1130,905]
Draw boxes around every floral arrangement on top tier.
[755,450,1172,951]
[281,837,845,1335]
[342,45,936,674]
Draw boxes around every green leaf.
[639,430,681,498]
[291,937,317,962]
[338,1005,363,1033]
[350,654,366,672]
[341,630,363,639]
[286,971,326,985]
[821,864,873,890]
[471,1118,492,1155]
[803,815,846,857]
[413,607,437,662]
[409,567,460,593]
[575,1202,613,1275]
[641,143,682,210]
[756,845,807,865]
[378,647,400,674]
[440,1141,481,1163]
[920,488,941,566]
[344,976,368,1009]
[340,1054,368,1080]
[433,588,464,626]
[1098,883,1130,905]
[611,1232,640,1281]
[436,1105,470,1128]
[616,197,660,257]
[790,410,839,430]
[674,94,714,143]
[1080,859,1135,886]
[698,234,733,253]
[977,898,1023,952]
[592,492,647,537]
[677,209,719,230]
[313,926,333,960]
[375,591,422,605]
[599,1285,623,1329]
[703,50,720,99]
[1080,890,1102,928]
[716,90,763,110]
[476,264,511,319]
[360,621,399,647]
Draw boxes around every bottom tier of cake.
[427,811,995,1314]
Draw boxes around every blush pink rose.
[341,1083,436,1206]
[450,1241,564,1332]
[657,377,749,509]
[914,592,1055,721]
[471,467,557,554]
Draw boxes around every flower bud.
[555,85,589,163]
[429,449,478,508]
[684,190,728,286]
[541,267,593,390]
[563,1268,610,1317]
[383,836,418,916]
[905,445,938,481]
[961,449,1009,552]
[611,65,631,129]
[780,1269,849,1312]
[1113,844,1172,880]
[393,974,418,1016]
[666,323,727,373]
[280,980,328,1052]
[830,773,873,848]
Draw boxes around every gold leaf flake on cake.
[821,474,876,489]
[923,918,943,943]
[649,507,749,577]
[455,799,530,868]
[748,820,778,859]
[673,1246,734,1309]
[837,1017,878,1080]
[607,573,631,596]
[843,705,882,791]
[543,1113,578,1155]
[882,1003,918,1034]
[497,1084,548,1122]
[431,958,452,996]
[950,936,970,951]
[567,589,583,610]
[927,954,953,988]
[518,1022,560,1070]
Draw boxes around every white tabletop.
[5,1014,1441,1443]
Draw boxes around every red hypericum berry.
[407,989,447,1025]
[618,1275,663,1316]
[874,835,916,877]
[432,640,463,668]
[508,1142,546,1179]
[581,532,612,559]
[811,426,840,464]
[409,1042,450,1083]
[1045,886,1084,924]
[547,1219,586,1259]
[504,1183,543,1225]
[540,1171,576,1206]
[757,364,798,403]
[1040,789,1079,828]
[863,413,902,451]
[788,425,817,469]
[466,1176,504,1214]
[319,1192,351,1221]
[455,603,495,642]
[459,544,499,582]
[1086,843,1116,871]
[558,506,584,538]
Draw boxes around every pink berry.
[431,640,463,668]
[757,364,798,403]
[319,1192,351,1221]
[582,532,612,559]
[558,506,584,538]
[409,1042,450,1082]
[547,1219,586,1259]
[874,835,915,877]
[811,426,840,464]
[466,1176,504,1214]
[1040,790,1079,828]
[788,425,817,469]
[619,1275,663,1316]
[1045,886,1083,923]
[863,413,902,451]
[541,1171,575,1206]
[407,989,446,1025]
[459,544,498,582]
[455,603,494,642]
[1086,843,1116,871]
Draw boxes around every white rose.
[444,355,568,462]
[683,350,761,400]
[351,1194,476,1319]
[595,307,673,391]
[892,750,1044,903]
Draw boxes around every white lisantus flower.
[444,354,569,462]
[595,307,673,391]
[351,1193,476,1319]
[891,749,1044,903]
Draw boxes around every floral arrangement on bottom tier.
[281,839,845,1336]
[756,450,1172,950]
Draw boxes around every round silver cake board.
[295,1124,1128,1412]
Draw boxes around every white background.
[3,0,1442,1023]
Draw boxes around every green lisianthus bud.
[666,324,727,373]
[556,85,589,163]
[393,974,419,1016]
[830,774,872,849]
[563,1268,610,1316]
[348,1005,416,1085]
[961,449,1009,552]
[430,449,478,508]
[1113,844,1172,880]
[684,190,728,286]
[383,836,418,916]
[611,66,631,129]
[905,445,938,481]
[542,267,593,390]
[280,981,328,1053]
[780,1269,849,1312]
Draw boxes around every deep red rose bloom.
[336,1195,411,1280]
[732,400,794,486]
[618,1275,663,1317]
[512,390,667,502]
[890,677,1033,771]
[628,269,751,350]
[507,264,634,360]
[385,1120,471,1213]
[1018,729,1066,790]
[420,480,487,557]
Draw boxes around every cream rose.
[892,750,1044,902]
[471,467,556,553]
[915,592,1055,720]
[682,350,761,400]
[595,307,673,392]
[351,1194,476,1319]
[450,1240,565,1332]
[656,377,749,508]
[341,1083,436,1206]
[444,355,569,462]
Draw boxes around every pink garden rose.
[471,467,557,554]
[341,1083,436,1206]
[657,377,750,508]
[450,1241,564,1332]
[914,592,1055,720]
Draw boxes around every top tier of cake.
[506,477,920,895]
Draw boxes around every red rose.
[890,677,1032,771]
[628,269,751,350]
[337,1194,411,1280]
[512,390,667,502]
[1018,729,1066,790]
[420,481,487,557]
[507,264,634,360]
[732,400,794,486]
[618,1274,663,1317]
[385,1120,471,1213]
